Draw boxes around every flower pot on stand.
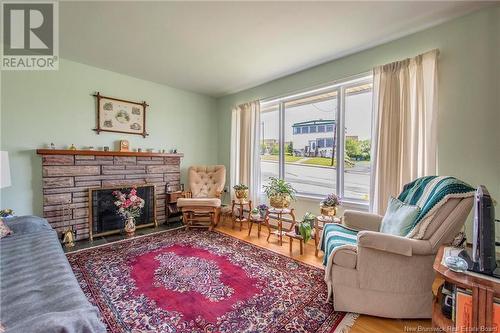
[124,216,136,236]
[270,195,291,209]
[235,189,249,202]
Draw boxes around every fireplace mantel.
[37,149,183,158]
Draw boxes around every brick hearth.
[37,150,183,240]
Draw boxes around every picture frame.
[93,92,149,137]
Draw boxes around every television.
[459,185,499,277]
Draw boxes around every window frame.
[260,73,373,208]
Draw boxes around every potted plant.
[250,208,261,220]
[320,193,341,216]
[257,203,269,218]
[294,212,315,243]
[263,177,297,209]
[233,184,249,201]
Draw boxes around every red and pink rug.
[67,229,357,332]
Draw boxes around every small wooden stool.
[286,231,304,255]
[248,215,267,237]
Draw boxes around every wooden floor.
[215,218,432,333]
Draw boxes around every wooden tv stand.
[433,246,500,332]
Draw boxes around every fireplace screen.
[89,184,156,240]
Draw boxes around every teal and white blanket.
[320,176,475,268]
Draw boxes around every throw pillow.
[0,218,13,238]
[380,197,421,236]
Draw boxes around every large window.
[259,74,373,204]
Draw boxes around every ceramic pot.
[250,213,261,220]
[270,194,291,209]
[124,216,136,236]
[321,206,337,217]
[235,189,249,201]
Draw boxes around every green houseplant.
[294,212,316,243]
[233,184,249,201]
[263,177,297,208]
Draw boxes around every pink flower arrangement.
[112,187,145,219]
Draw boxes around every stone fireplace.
[37,149,183,240]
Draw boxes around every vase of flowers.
[112,187,145,236]
[320,193,341,216]
[257,203,269,218]
[263,177,296,209]
[233,184,249,201]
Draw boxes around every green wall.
[0,59,218,215]
[216,7,500,222]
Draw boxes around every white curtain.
[370,49,439,214]
[230,101,261,204]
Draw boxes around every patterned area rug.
[67,229,357,332]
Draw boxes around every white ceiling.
[60,1,490,97]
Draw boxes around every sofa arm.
[357,231,433,256]
[343,210,383,231]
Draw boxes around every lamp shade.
[0,151,11,188]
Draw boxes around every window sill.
[295,193,369,212]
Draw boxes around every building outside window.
[259,74,373,205]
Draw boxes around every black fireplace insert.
[89,184,156,240]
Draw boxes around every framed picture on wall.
[93,92,149,137]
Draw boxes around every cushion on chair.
[188,165,226,198]
[379,197,420,236]
[177,197,221,208]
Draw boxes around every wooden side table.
[286,231,304,255]
[248,214,267,237]
[231,200,252,231]
[165,191,184,222]
[265,207,296,246]
[314,215,341,256]
[432,246,500,332]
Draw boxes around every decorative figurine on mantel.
[50,143,55,150]
[119,140,129,152]
[68,144,77,151]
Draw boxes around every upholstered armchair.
[177,165,226,230]
[323,177,475,318]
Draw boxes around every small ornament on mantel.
[119,140,130,152]
[50,143,55,150]
[69,144,77,151]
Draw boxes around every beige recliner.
[327,196,473,318]
[177,165,226,230]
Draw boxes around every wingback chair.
[323,176,475,318]
[177,165,226,230]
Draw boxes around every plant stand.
[265,207,296,246]
[286,231,304,255]
[248,214,267,237]
[231,200,252,231]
